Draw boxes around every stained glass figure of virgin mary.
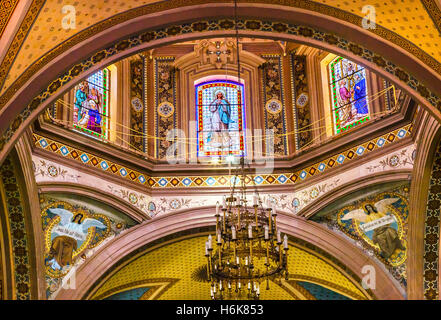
[196,80,246,157]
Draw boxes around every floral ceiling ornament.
[198,39,235,69]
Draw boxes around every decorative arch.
[2,4,441,166]
[0,149,41,299]
[53,206,404,300]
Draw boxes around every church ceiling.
[0,0,441,96]
[89,235,369,300]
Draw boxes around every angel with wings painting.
[46,208,107,271]
[342,198,405,259]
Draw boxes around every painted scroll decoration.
[291,54,312,149]
[261,54,288,156]
[154,57,177,159]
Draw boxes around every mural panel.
[0,153,33,300]
[196,80,246,157]
[154,57,177,159]
[40,195,134,299]
[313,184,409,290]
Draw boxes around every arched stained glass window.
[329,57,369,134]
[196,80,246,157]
[73,68,110,139]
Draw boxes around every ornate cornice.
[31,124,412,189]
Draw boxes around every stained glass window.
[196,80,246,157]
[329,57,369,134]
[73,68,110,139]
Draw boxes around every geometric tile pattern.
[33,123,411,189]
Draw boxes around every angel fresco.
[341,198,405,259]
[46,208,106,271]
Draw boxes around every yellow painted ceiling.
[1,0,162,94]
[321,0,441,57]
[2,0,440,95]
[90,235,368,300]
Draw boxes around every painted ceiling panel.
[90,236,367,300]
[0,0,163,94]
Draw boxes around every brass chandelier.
[205,158,289,300]
[203,0,288,300]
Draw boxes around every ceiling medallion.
[296,92,309,107]
[265,98,283,115]
[131,97,143,112]
[157,101,175,118]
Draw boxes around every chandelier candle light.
[205,160,289,300]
